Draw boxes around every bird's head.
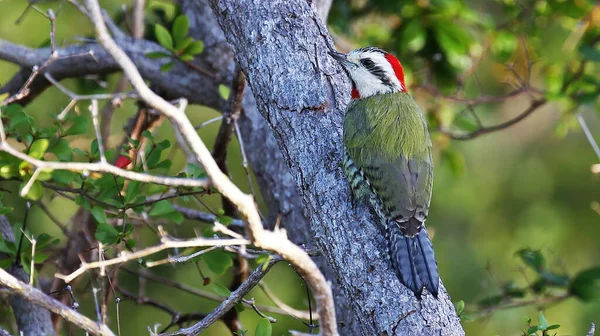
[328,46,407,99]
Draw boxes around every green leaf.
[0,238,16,255]
[35,233,59,250]
[172,15,190,49]
[516,249,545,272]
[49,138,72,161]
[155,24,173,50]
[63,116,89,136]
[580,46,600,62]
[527,326,539,334]
[141,130,155,142]
[204,250,233,275]
[537,311,548,329]
[3,104,32,133]
[21,180,43,200]
[95,223,119,245]
[455,300,465,314]
[28,139,50,159]
[126,239,137,249]
[179,54,194,61]
[219,84,231,100]
[160,62,174,72]
[125,180,142,204]
[254,318,272,336]
[0,258,12,270]
[0,164,18,179]
[177,37,194,51]
[146,51,172,59]
[184,40,204,55]
[91,206,108,224]
[546,324,560,330]
[234,302,245,312]
[187,163,205,178]
[51,170,77,186]
[212,282,231,297]
[217,215,233,226]
[570,267,600,301]
[452,112,479,132]
[148,200,175,217]
[0,206,13,215]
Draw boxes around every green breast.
[342,92,434,223]
[343,92,430,163]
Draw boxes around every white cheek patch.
[346,51,403,98]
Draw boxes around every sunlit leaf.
[212,282,231,297]
[155,24,173,50]
[254,318,272,336]
[204,250,233,275]
[172,15,189,49]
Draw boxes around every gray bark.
[180,1,361,333]
[0,216,55,336]
[206,1,464,335]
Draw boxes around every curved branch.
[445,98,547,140]
[0,266,114,336]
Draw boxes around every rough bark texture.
[0,216,55,336]
[181,1,362,333]
[207,1,464,335]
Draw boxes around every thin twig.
[577,114,600,161]
[155,258,281,336]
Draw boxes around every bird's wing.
[343,98,433,236]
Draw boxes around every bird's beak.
[328,51,351,67]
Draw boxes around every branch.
[155,257,280,336]
[0,38,221,108]
[444,98,547,140]
[122,267,314,320]
[0,143,210,190]
[0,216,54,336]
[54,226,249,283]
[0,267,115,336]
[81,1,337,335]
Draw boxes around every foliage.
[331,0,600,176]
[146,14,205,72]
[522,311,560,336]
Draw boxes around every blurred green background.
[1,0,600,335]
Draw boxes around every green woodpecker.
[329,47,439,298]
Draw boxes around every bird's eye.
[360,59,375,68]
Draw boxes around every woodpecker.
[329,46,439,299]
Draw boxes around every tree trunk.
[181,1,363,333]
[204,1,464,335]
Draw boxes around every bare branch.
[0,267,115,336]
[443,98,547,140]
[155,257,281,336]
[0,143,210,189]
[54,226,249,283]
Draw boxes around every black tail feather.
[388,224,423,298]
[414,229,439,298]
[387,224,439,299]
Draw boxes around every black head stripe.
[357,46,386,54]
[360,57,393,88]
